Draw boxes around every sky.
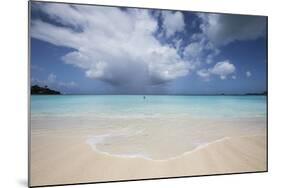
[30,2,267,94]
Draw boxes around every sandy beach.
[30,117,267,187]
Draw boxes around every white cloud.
[198,13,266,46]
[183,34,221,68]
[191,13,265,80]
[246,71,252,77]
[33,3,257,88]
[161,11,185,38]
[184,42,203,57]
[197,60,236,80]
[209,60,236,79]
[31,3,190,90]
[188,13,265,80]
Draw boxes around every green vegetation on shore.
[31,85,61,95]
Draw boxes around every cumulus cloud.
[31,3,264,91]
[210,61,236,79]
[246,71,252,77]
[183,32,221,68]
[198,13,266,46]
[184,42,203,57]
[31,3,191,91]
[181,40,220,75]
[197,60,236,80]
[191,13,265,81]
[161,11,185,38]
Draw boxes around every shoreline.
[85,135,264,162]
[30,100,267,186]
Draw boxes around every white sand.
[30,124,267,186]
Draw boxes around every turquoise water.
[31,95,267,119]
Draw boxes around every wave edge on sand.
[85,135,265,162]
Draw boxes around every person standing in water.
[143,96,146,100]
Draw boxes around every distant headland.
[31,85,61,95]
[245,91,267,96]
